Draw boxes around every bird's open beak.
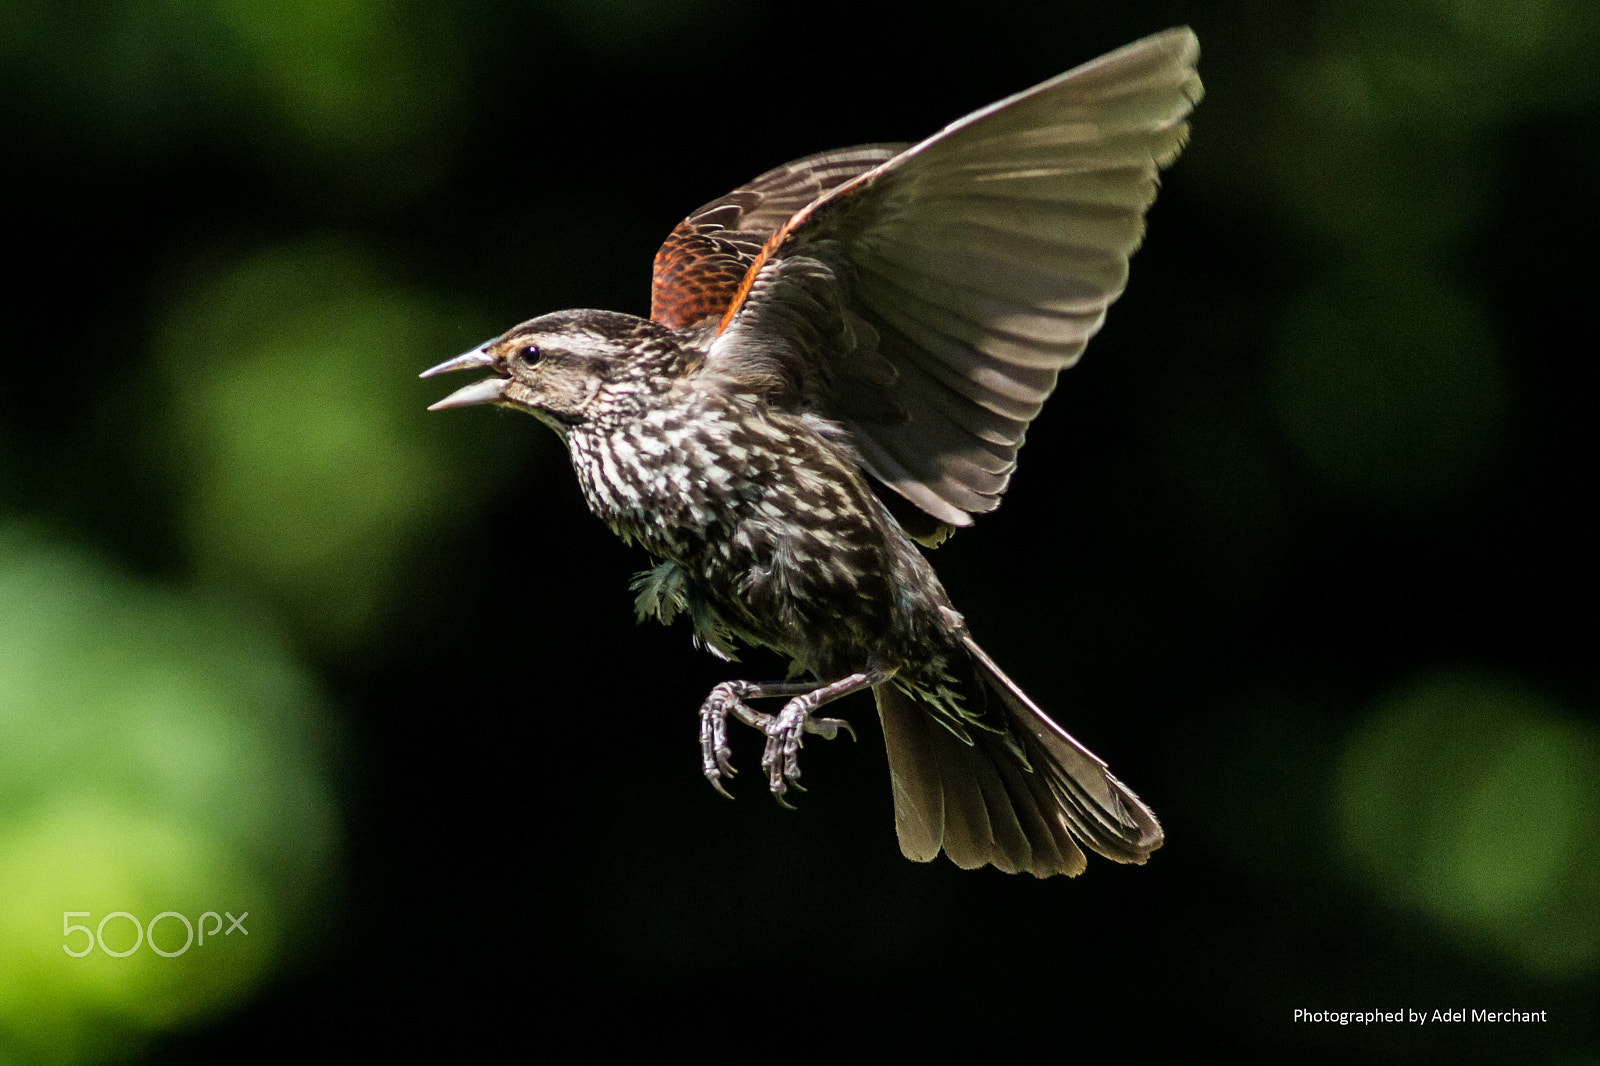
[421,342,508,410]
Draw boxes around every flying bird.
[424,28,1201,876]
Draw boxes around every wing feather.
[858,264,1105,369]
[704,27,1201,527]
[650,145,906,329]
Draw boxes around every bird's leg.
[698,679,825,799]
[761,667,891,807]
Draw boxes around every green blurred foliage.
[1339,671,1600,978]
[1188,0,1598,513]
[152,239,517,649]
[0,0,468,203]
[0,529,341,1061]
[1198,0,1600,252]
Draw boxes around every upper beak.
[421,342,507,411]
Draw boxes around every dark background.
[2,1,1595,1062]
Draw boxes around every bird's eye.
[521,344,542,363]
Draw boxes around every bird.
[423,28,1200,877]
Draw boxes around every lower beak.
[427,376,507,410]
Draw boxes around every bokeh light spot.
[1337,671,1600,976]
[0,529,342,1058]
[154,239,516,648]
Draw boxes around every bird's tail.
[875,635,1162,877]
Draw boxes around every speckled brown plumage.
[425,29,1201,876]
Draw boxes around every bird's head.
[421,309,691,436]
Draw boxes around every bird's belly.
[570,408,956,675]
[698,511,895,657]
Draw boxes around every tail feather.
[926,713,1015,870]
[879,685,945,862]
[875,636,1161,877]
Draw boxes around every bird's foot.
[698,668,884,803]
[760,697,856,808]
[698,681,766,799]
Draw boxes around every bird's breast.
[566,395,925,657]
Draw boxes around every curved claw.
[700,682,751,800]
[760,704,815,805]
[806,716,854,742]
[698,672,879,807]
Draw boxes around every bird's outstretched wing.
[650,145,906,330]
[702,28,1202,531]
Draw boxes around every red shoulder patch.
[651,225,754,330]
